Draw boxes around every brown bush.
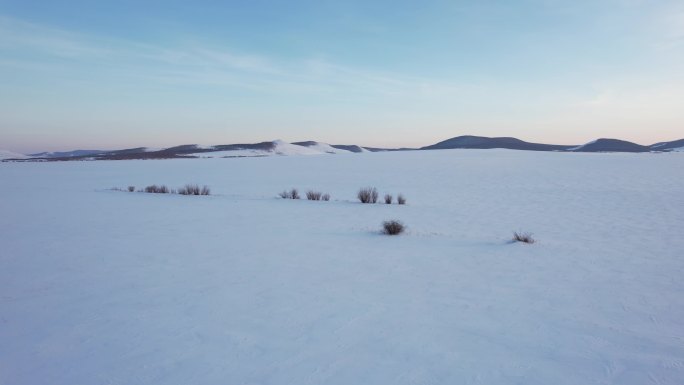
[306,191,323,200]
[279,188,300,199]
[512,231,535,244]
[384,194,393,204]
[177,184,211,195]
[382,220,405,235]
[144,184,170,193]
[358,187,379,204]
[397,194,406,205]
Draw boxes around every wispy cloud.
[0,16,110,57]
[0,14,466,101]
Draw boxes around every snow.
[193,144,216,150]
[1,149,684,385]
[300,142,353,154]
[191,148,272,158]
[270,140,323,155]
[670,146,684,152]
[189,140,346,158]
[567,139,597,151]
[0,149,28,159]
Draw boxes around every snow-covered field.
[1,149,683,385]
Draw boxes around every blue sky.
[1,0,683,152]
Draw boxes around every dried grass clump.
[512,231,535,244]
[127,186,135,192]
[178,184,211,195]
[279,188,300,199]
[397,194,406,205]
[358,187,379,204]
[384,194,393,204]
[144,184,170,194]
[382,220,405,235]
[306,191,323,201]
[322,193,331,201]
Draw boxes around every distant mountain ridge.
[421,135,574,151]
[3,136,683,161]
[568,139,650,153]
[421,135,683,153]
[650,138,684,151]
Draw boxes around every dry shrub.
[397,194,406,205]
[127,186,135,192]
[178,184,199,195]
[384,194,393,204]
[358,187,379,204]
[382,220,405,235]
[306,191,323,200]
[322,193,331,201]
[178,184,210,195]
[279,188,300,199]
[144,184,170,193]
[513,231,535,244]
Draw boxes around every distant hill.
[650,138,684,151]
[7,135,684,162]
[29,150,106,158]
[0,150,29,160]
[569,139,650,153]
[292,141,354,154]
[363,147,416,152]
[421,135,574,151]
[329,144,370,153]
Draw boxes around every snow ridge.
[190,140,350,158]
[0,150,28,160]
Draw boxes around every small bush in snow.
[382,220,405,235]
[358,187,379,204]
[322,193,331,201]
[397,194,406,205]
[306,191,323,200]
[178,184,211,196]
[279,188,300,199]
[178,184,198,195]
[384,194,393,204]
[513,231,535,244]
[144,184,170,194]
[127,186,135,192]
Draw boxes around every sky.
[0,0,683,153]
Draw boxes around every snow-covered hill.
[569,138,650,152]
[293,141,354,154]
[0,150,28,160]
[190,140,352,158]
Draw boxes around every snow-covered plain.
[1,149,683,385]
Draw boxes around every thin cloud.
[0,14,468,100]
[0,16,111,57]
